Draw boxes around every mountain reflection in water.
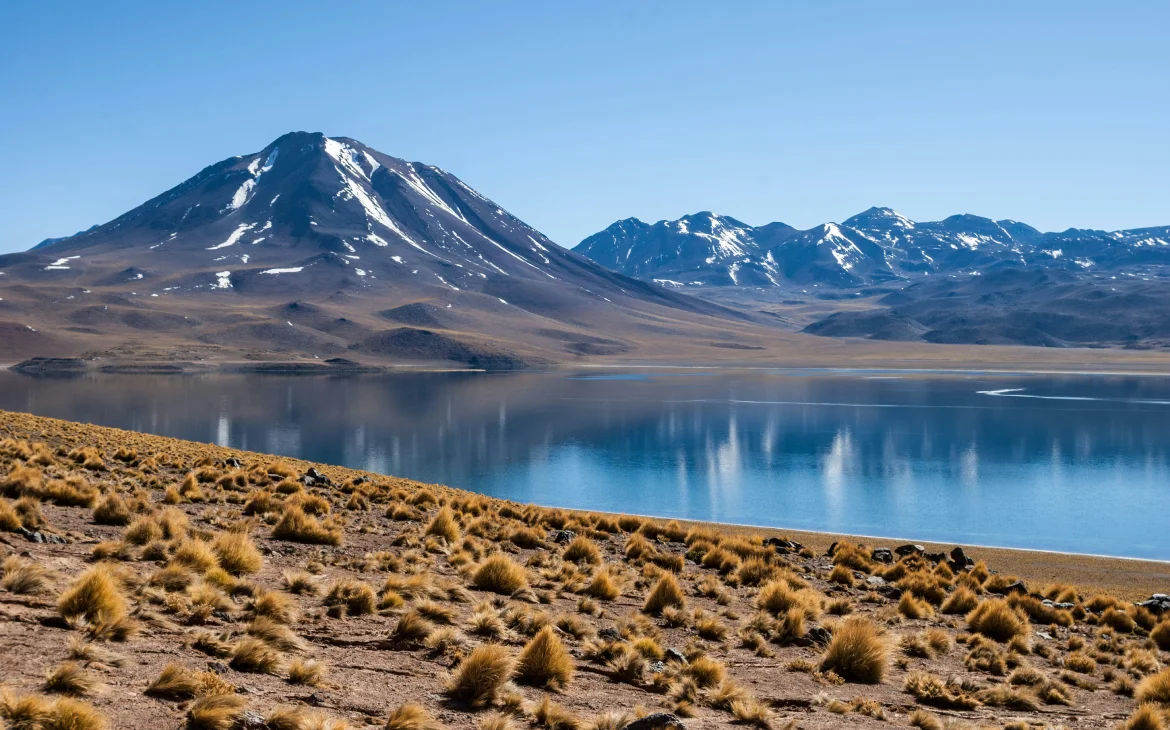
[1,369,1167,559]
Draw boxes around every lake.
[1,368,1167,559]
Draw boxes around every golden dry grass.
[820,617,888,684]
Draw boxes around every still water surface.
[1,369,1167,559]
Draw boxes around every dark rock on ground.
[622,712,686,730]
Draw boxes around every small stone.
[826,541,839,557]
[307,692,330,706]
[865,575,887,586]
[1137,594,1170,615]
[207,661,230,674]
[806,626,832,646]
[877,584,903,600]
[648,661,666,674]
[870,548,894,564]
[224,457,241,468]
[552,530,577,544]
[237,709,266,728]
[895,544,925,557]
[949,546,968,565]
[664,648,687,664]
[621,712,686,730]
[598,627,620,641]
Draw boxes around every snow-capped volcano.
[0,132,751,365]
[11,131,740,324]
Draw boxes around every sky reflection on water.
[0,369,1166,558]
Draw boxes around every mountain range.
[574,209,1170,289]
[3,132,1168,362]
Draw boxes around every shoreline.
[7,358,1170,378]
[2,408,1166,599]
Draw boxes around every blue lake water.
[1,369,1167,559]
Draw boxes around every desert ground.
[1,409,1168,730]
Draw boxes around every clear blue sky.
[2,1,1167,253]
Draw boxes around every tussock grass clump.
[473,554,529,595]
[1121,705,1168,730]
[123,516,163,545]
[562,536,602,565]
[642,573,685,616]
[425,506,460,544]
[756,579,821,619]
[250,588,298,624]
[92,494,131,525]
[323,578,377,617]
[898,592,934,620]
[1153,621,1170,651]
[247,616,306,653]
[820,617,888,684]
[287,658,327,686]
[187,693,246,730]
[581,567,622,600]
[171,538,220,574]
[0,498,24,531]
[941,586,979,614]
[229,636,283,674]
[2,554,53,594]
[391,609,435,645]
[384,702,444,730]
[443,643,514,708]
[904,671,981,710]
[146,663,234,700]
[531,696,580,730]
[0,690,110,730]
[516,626,574,690]
[211,531,263,575]
[44,662,103,696]
[966,598,1029,642]
[1136,668,1170,706]
[57,564,128,627]
[272,505,342,546]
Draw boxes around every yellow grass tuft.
[384,702,445,730]
[516,626,574,690]
[229,636,283,674]
[472,554,529,595]
[1136,668,1170,706]
[2,554,53,595]
[940,586,979,614]
[425,506,460,544]
[581,567,622,600]
[531,696,579,730]
[211,531,263,575]
[443,643,514,708]
[57,564,128,627]
[186,693,246,730]
[642,573,685,616]
[323,578,377,617]
[287,658,327,686]
[562,536,602,565]
[272,505,342,546]
[820,617,888,684]
[966,598,1029,642]
[44,661,103,696]
[1122,704,1168,730]
[92,494,131,525]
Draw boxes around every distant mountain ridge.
[575,208,1170,289]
